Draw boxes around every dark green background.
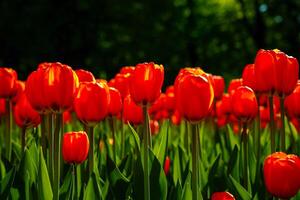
[0,0,299,86]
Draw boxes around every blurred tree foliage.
[0,0,300,87]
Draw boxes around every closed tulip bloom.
[26,62,79,113]
[123,94,143,125]
[254,49,275,93]
[74,81,110,126]
[150,120,159,135]
[264,152,300,199]
[108,87,122,116]
[285,82,300,119]
[63,110,72,124]
[75,69,96,83]
[0,98,6,116]
[171,110,182,125]
[211,192,235,200]
[0,67,18,99]
[164,156,171,175]
[212,75,225,100]
[231,86,258,122]
[129,62,164,105]
[62,131,89,164]
[242,64,256,91]
[165,86,175,111]
[227,79,243,95]
[176,73,214,122]
[120,66,135,74]
[271,50,299,96]
[110,73,131,99]
[13,92,41,128]
[12,80,25,104]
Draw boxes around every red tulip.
[108,87,122,116]
[74,81,110,126]
[26,62,79,113]
[212,75,225,100]
[211,192,235,200]
[165,86,175,111]
[0,68,18,99]
[231,86,258,122]
[120,66,135,74]
[171,110,182,125]
[242,64,256,91]
[164,156,171,175]
[285,82,300,119]
[62,131,89,164]
[271,50,299,96]
[264,152,300,198]
[110,73,131,99]
[254,49,275,93]
[123,95,143,125]
[176,71,214,122]
[228,79,243,95]
[13,92,41,128]
[129,62,164,105]
[150,120,159,135]
[12,80,25,104]
[0,98,6,116]
[75,69,96,83]
[63,110,72,124]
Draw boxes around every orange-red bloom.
[254,49,275,93]
[74,81,110,126]
[164,156,171,175]
[12,80,25,104]
[0,68,18,99]
[62,131,89,164]
[123,95,143,125]
[176,71,214,122]
[242,64,256,91]
[212,75,225,100]
[13,92,41,128]
[108,87,122,116]
[0,98,6,116]
[109,73,131,99]
[228,79,243,95]
[285,82,300,119]
[26,62,79,113]
[75,69,96,83]
[150,120,159,135]
[211,192,235,200]
[272,50,299,96]
[129,62,164,105]
[231,86,258,122]
[264,152,300,199]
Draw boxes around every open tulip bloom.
[1,53,300,200]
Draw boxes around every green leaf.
[19,149,38,185]
[229,175,251,200]
[0,159,6,180]
[59,168,72,199]
[37,147,53,200]
[84,173,102,200]
[0,166,16,199]
[10,187,20,200]
[127,122,141,150]
[173,147,182,185]
[227,145,239,177]
[153,121,169,165]
[181,172,192,200]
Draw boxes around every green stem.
[279,97,286,151]
[41,114,46,156]
[48,114,54,186]
[191,123,199,200]
[110,117,117,163]
[88,126,94,176]
[5,99,12,162]
[142,105,150,200]
[242,122,249,190]
[72,164,78,200]
[184,121,189,155]
[269,95,276,153]
[21,127,26,152]
[53,113,63,200]
[255,96,261,183]
[121,111,125,158]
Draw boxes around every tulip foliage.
[1,49,300,200]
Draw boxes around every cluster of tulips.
[1,48,300,200]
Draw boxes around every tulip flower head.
[264,152,300,199]
[129,62,164,105]
[0,67,18,99]
[62,131,90,164]
[75,69,96,83]
[211,192,235,200]
[212,75,225,100]
[231,86,258,122]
